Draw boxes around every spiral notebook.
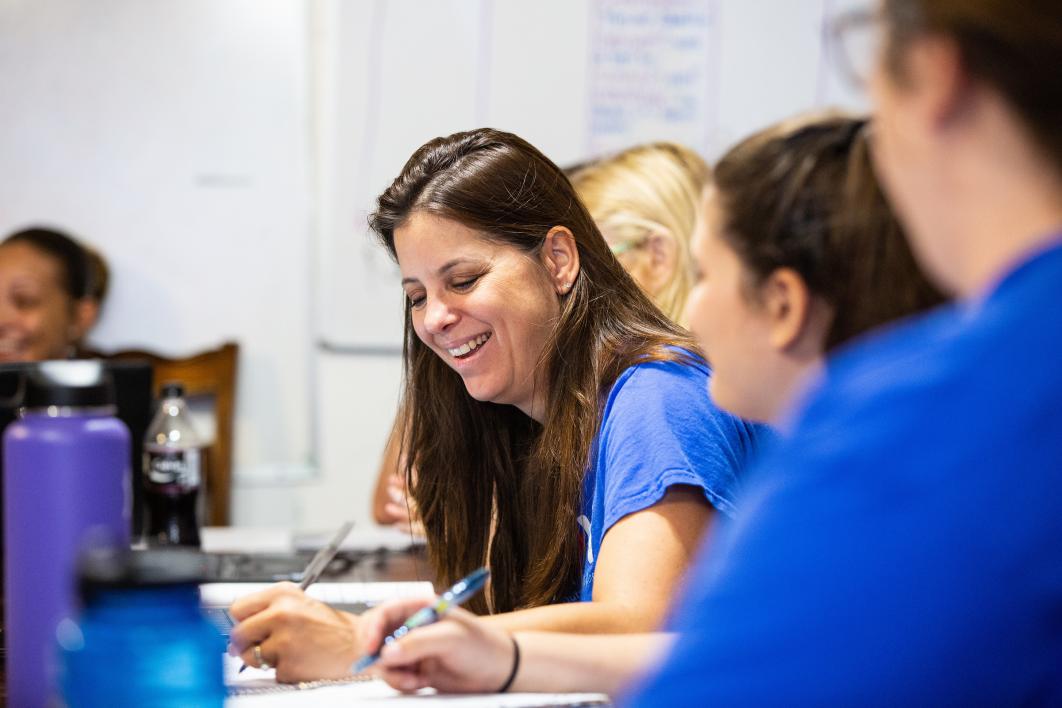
[226,653,610,706]
[214,583,610,705]
[226,655,373,697]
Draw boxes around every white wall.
[0,0,866,531]
[0,0,318,501]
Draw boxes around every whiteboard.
[0,0,317,482]
[314,0,866,350]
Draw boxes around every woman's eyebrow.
[401,258,478,286]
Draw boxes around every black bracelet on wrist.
[497,634,521,693]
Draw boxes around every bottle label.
[144,448,201,491]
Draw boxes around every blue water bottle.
[3,361,131,707]
[59,545,226,707]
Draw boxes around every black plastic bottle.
[142,382,204,546]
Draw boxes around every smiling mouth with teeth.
[447,332,492,359]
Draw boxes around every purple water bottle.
[3,361,131,707]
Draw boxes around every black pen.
[238,520,355,673]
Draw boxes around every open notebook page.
[227,652,609,706]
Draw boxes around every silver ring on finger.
[253,643,272,670]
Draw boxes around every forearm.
[509,632,674,695]
[481,600,663,634]
[371,420,405,525]
[483,487,714,634]
[371,482,394,525]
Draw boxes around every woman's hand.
[382,474,424,534]
[228,582,363,683]
[362,598,516,694]
[371,414,424,533]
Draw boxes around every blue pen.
[352,566,489,673]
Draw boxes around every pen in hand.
[351,566,490,674]
[237,520,355,673]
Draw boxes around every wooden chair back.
[105,342,238,526]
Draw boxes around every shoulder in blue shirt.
[577,351,766,602]
[626,240,1062,705]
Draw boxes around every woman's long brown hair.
[369,128,699,613]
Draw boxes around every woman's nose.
[422,296,458,334]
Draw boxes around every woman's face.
[394,213,561,420]
[0,242,79,362]
[685,190,791,423]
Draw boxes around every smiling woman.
[394,212,562,417]
[367,128,764,617]
[0,227,107,362]
[372,141,712,528]
[225,128,766,683]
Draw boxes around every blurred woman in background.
[0,227,108,362]
[569,142,709,325]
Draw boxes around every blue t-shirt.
[577,352,765,601]
[625,239,1062,706]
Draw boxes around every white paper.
[228,686,610,706]
[293,526,426,553]
[200,581,435,609]
[201,527,295,554]
[225,656,610,705]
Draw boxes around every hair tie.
[497,634,520,693]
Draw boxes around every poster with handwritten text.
[587,0,719,156]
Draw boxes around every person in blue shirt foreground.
[355,113,947,695]
[627,0,1062,703]
[229,128,763,682]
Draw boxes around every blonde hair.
[570,143,710,324]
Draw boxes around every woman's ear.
[760,268,813,352]
[643,230,678,297]
[70,298,100,344]
[901,34,969,133]
[542,226,581,295]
